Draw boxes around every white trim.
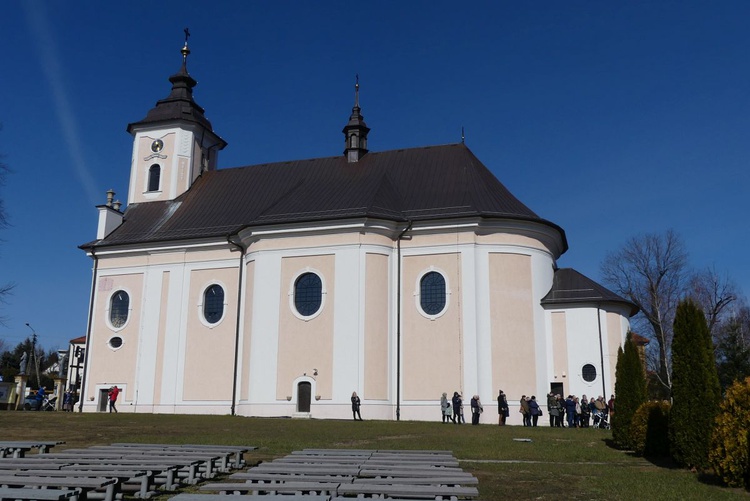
[579,362,599,386]
[288,268,327,321]
[106,288,133,332]
[413,266,451,320]
[107,335,125,351]
[197,281,228,328]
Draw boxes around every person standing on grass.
[452,392,463,424]
[547,392,557,427]
[520,395,530,426]
[108,385,120,413]
[565,395,577,428]
[471,395,483,425]
[441,393,451,423]
[497,390,509,426]
[528,396,540,427]
[35,387,46,411]
[351,391,362,420]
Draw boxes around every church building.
[79,40,637,421]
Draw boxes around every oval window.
[420,271,446,315]
[203,284,225,324]
[294,273,322,317]
[582,364,597,382]
[110,291,130,328]
[109,336,123,349]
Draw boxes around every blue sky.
[1,2,749,350]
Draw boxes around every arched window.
[148,164,161,192]
[110,291,130,328]
[420,271,446,315]
[582,364,597,382]
[203,284,225,324]
[294,273,322,317]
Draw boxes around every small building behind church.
[78,41,637,421]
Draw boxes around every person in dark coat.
[528,395,540,427]
[351,391,362,421]
[451,392,463,424]
[565,395,577,428]
[497,390,509,426]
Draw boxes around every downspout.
[78,248,98,413]
[597,304,607,398]
[395,221,412,421]
[227,233,246,416]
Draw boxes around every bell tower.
[126,31,226,204]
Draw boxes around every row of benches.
[175,449,480,500]
[0,442,255,500]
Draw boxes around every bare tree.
[688,267,737,340]
[0,125,14,325]
[600,230,688,392]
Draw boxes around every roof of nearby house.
[82,143,568,251]
[630,332,650,345]
[541,268,639,317]
[69,336,86,344]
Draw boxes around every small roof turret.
[342,75,370,163]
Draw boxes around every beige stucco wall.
[364,253,389,400]
[131,133,176,204]
[182,267,238,400]
[97,247,233,271]
[152,271,170,405]
[240,261,255,401]
[402,253,463,400]
[551,311,568,396]
[87,273,144,401]
[276,254,335,400]
[489,253,536,399]
[248,231,393,253]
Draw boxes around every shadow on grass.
[602,437,681,469]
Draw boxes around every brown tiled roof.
[82,143,568,250]
[541,268,639,316]
[69,335,86,344]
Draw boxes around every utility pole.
[25,323,42,389]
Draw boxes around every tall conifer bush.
[669,299,721,469]
[612,331,647,449]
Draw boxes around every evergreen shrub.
[630,400,671,457]
[709,377,750,488]
[612,331,647,450]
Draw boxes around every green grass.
[1,412,747,500]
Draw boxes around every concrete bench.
[0,475,118,501]
[200,481,340,495]
[253,464,361,476]
[229,472,354,484]
[61,463,180,491]
[51,456,203,485]
[107,444,255,470]
[171,495,330,501]
[0,442,64,456]
[352,475,479,485]
[337,483,479,499]
[0,486,80,500]
[359,467,469,478]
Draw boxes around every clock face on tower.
[151,139,164,153]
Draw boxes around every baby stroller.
[592,410,610,429]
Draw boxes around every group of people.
[543,393,614,428]
[440,389,615,428]
[441,392,485,425]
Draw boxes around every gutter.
[597,304,607,398]
[395,220,412,421]
[227,233,246,416]
[78,248,98,412]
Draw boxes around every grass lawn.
[1,412,747,500]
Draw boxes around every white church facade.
[78,41,637,422]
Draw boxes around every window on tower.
[148,164,161,192]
